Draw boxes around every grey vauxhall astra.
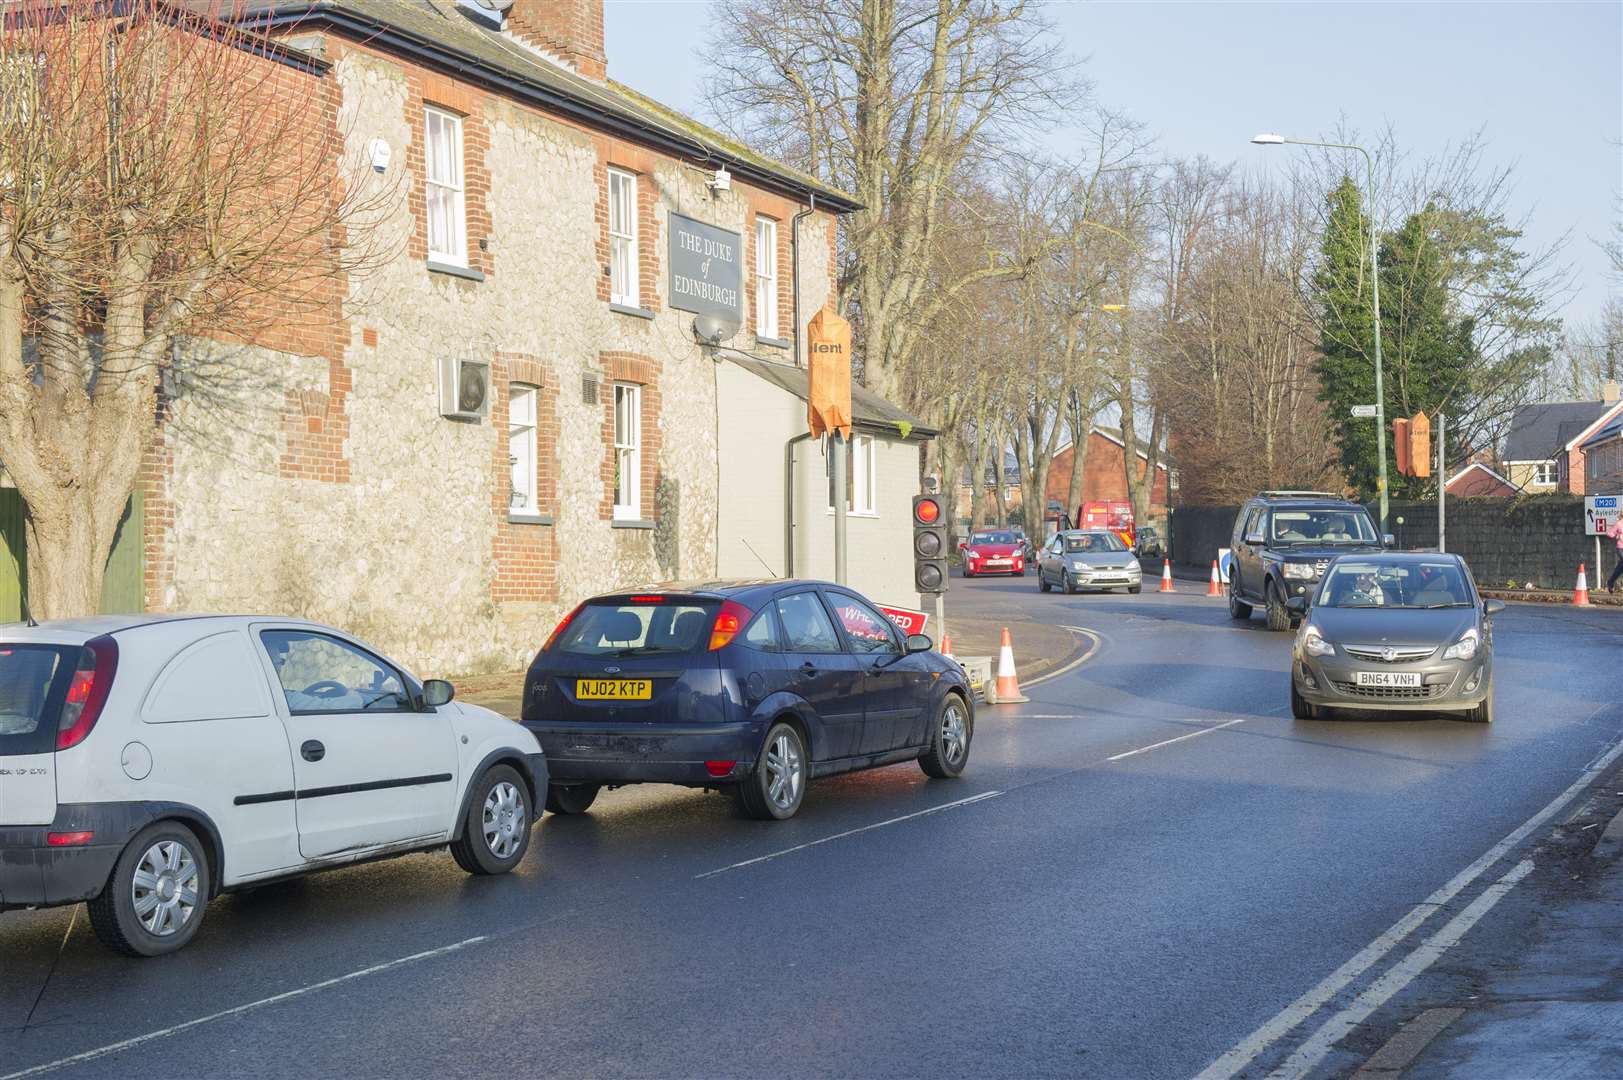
[1287,552,1504,723]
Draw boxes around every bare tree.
[0,1,394,618]
[703,0,1081,407]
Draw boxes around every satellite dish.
[475,0,515,10]
[692,313,740,346]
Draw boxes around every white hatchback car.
[0,615,546,957]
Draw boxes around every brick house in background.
[1443,463,1520,498]
[1043,428,1170,523]
[1500,385,1623,495]
[123,0,864,673]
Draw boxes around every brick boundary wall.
[1171,493,1621,590]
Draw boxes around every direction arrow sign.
[1585,494,1619,536]
[1350,404,1378,419]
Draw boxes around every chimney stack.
[507,0,606,80]
[1604,380,1620,404]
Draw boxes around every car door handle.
[799,662,818,677]
[301,739,325,763]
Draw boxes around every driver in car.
[1343,570,1385,606]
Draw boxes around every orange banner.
[807,305,853,441]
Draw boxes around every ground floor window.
[509,384,538,515]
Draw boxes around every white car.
[0,615,546,957]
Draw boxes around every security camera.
[707,167,732,193]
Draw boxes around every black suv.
[1228,492,1389,631]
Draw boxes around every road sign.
[1585,494,1619,536]
[1350,404,1378,418]
[877,604,928,636]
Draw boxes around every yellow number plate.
[575,678,653,701]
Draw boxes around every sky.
[602,0,1622,328]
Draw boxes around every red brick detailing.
[508,0,607,80]
[404,71,495,278]
[596,141,661,312]
[279,357,353,484]
[598,352,662,521]
[140,408,176,612]
[362,327,377,347]
[490,356,560,603]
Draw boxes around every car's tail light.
[47,831,95,847]
[628,595,666,603]
[704,760,736,778]
[57,635,117,751]
[542,603,585,652]
[708,600,753,651]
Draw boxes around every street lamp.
[1252,132,1388,532]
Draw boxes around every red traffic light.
[914,496,941,524]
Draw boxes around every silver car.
[1286,552,1505,722]
[1036,530,1144,595]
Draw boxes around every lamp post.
[1252,133,1388,532]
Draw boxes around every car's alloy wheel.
[88,821,210,957]
[736,721,807,821]
[1063,570,1077,595]
[1039,567,1052,592]
[1228,576,1253,620]
[450,764,532,875]
[482,781,527,860]
[1265,582,1292,631]
[921,693,972,778]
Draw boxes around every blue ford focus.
[520,580,974,820]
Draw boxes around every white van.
[0,615,545,956]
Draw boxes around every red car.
[961,530,1026,577]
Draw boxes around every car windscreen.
[1064,533,1126,553]
[1318,562,1473,609]
[556,601,718,657]
[1270,509,1377,544]
[971,532,1018,546]
[0,644,76,756]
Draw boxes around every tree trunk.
[22,490,107,620]
[969,429,990,529]
[1065,415,1090,526]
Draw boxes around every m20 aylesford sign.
[668,213,743,321]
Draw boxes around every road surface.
[4,578,1619,1079]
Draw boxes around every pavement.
[4,575,1622,1079]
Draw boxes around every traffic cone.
[1207,560,1222,597]
[1573,563,1590,607]
[1160,560,1175,593]
[993,627,1028,704]
[939,632,954,658]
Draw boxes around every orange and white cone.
[1573,563,1590,607]
[939,632,954,658]
[1207,560,1223,597]
[993,627,1028,703]
[1160,560,1176,593]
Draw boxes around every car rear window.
[0,644,77,756]
[972,532,1017,545]
[557,601,717,657]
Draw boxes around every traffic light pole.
[833,433,848,585]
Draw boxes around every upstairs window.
[509,384,538,516]
[424,107,467,265]
[608,168,639,307]
[755,217,779,338]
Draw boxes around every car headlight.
[1282,562,1317,580]
[1442,628,1479,661]
[1127,559,1142,573]
[1301,625,1335,657]
[1070,561,1092,574]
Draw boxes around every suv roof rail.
[1259,490,1345,499]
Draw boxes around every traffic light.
[912,495,949,594]
[1392,417,1412,476]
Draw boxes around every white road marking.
[693,791,1004,879]
[1266,860,1535,1079]
[1102,718,1247,762]
[0,936,489,1080]
[1019,626,1102,689]
[1197,714,1623,1080]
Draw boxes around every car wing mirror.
[1284,596,1308,615]
[1483,598,1506,617]
[906,633,933,653]
[1382,533,1396,548]
[422,678,455,708]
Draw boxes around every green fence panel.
[0,489,24,623]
